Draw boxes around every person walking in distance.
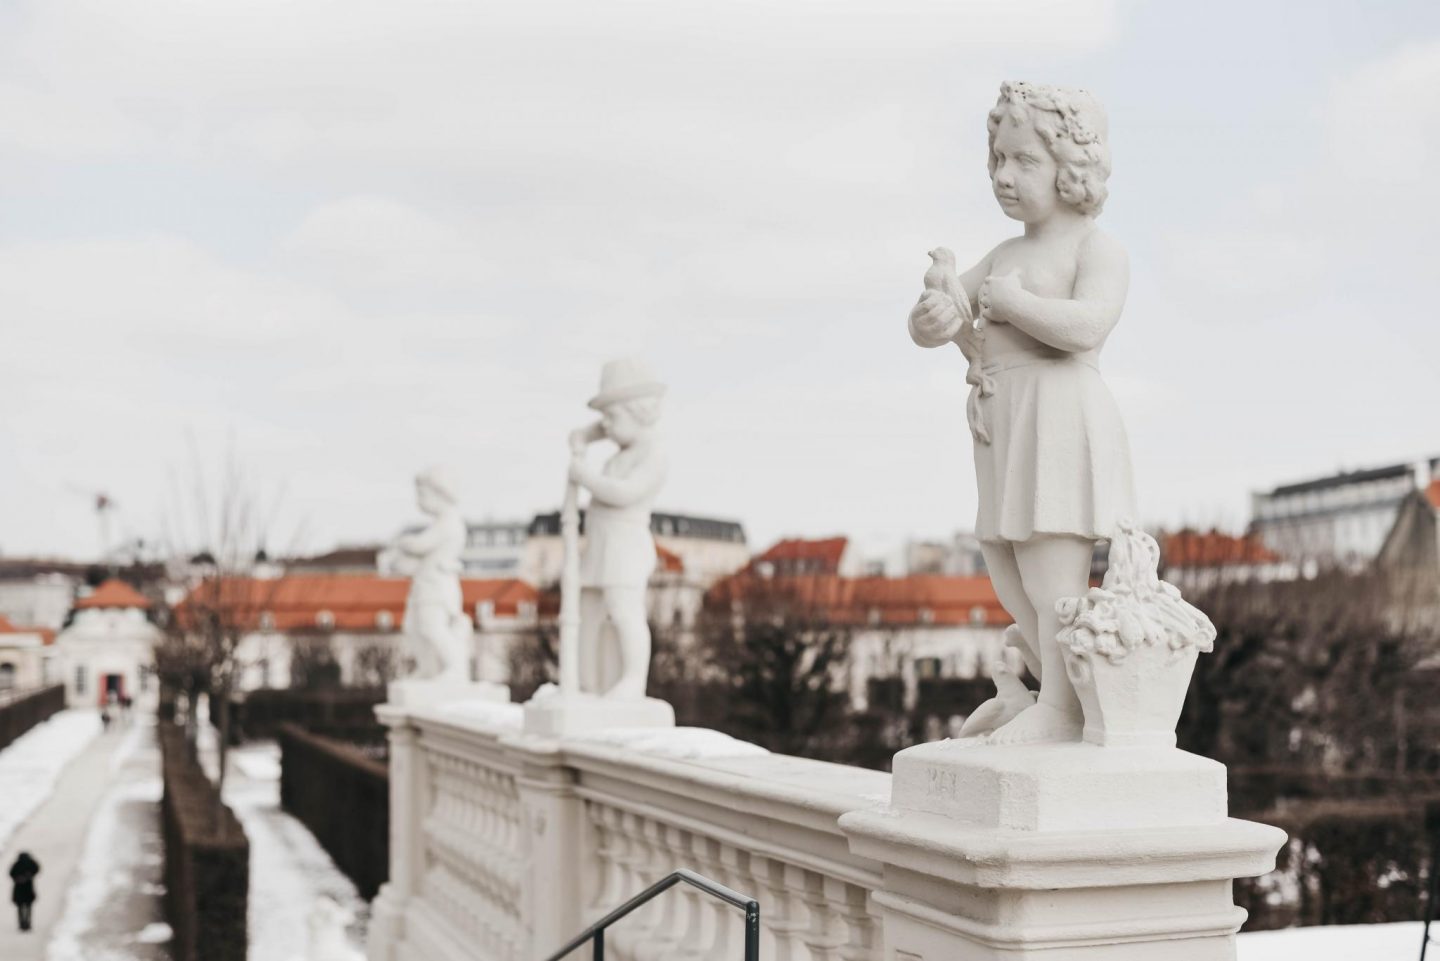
[9,851,40,931]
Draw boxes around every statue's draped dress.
[968,316,1136,543]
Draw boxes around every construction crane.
[63,485,119,563]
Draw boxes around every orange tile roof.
[177,574,538,632]
[655,543,684,574]
[706,573,1011,628]
[1161,529,1281,568]
[754,537,850,575]
[75,578,152,610]
[0,615,56,645]
[1427,479,1440,510]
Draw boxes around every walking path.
[0,711,121,958]
[44,714,168,961]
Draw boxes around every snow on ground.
[0,709,101,853]
[46,717,168,961]
[1237,920,1425,960]
[223,740,370,961]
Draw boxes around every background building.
[0,616,57,691]
[524,509,748,587]
[55,578,162,707]
[182,574,540,690]
[1250,457,1439,569]
[0,561,86,630]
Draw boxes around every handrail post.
[745,900,760,961]
[593,928,604,961]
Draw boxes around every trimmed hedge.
[159,722,249,961]
[278,723,389,899]
[231,687,387,743]
[0,684,65,751]
[1236,795,1440,930]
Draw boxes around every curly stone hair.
[987,81,1112,216]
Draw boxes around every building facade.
[1250,457,1439,568]
[54,578,162,707]
[524,509,748,588]
[0,617,57,692]
[176,574,540,691]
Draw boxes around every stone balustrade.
[366,702,890,961]
[366,698,1284,961]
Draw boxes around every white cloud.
[281,195,500,295]
[12,0,1435,560]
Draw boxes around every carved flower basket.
[1057,521,1216,748]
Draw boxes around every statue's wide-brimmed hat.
[587,357,666,410]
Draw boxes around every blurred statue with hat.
[563,357,669,699]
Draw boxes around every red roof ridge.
[75,578,152,610]
[1161,528,1280,567]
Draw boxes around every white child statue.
[907,81,1137,745]
[387,466,472,683]
[566,358,668,699]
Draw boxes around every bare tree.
[697,573,854,759]
[156,441,299,797]
[352,640,406,689]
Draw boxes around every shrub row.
[1236,795,1440,931]
[159,722,249,961]
[278,723,389,899]
[231,687,387,742]
[0,684,65,751]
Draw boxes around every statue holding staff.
[563,358,668,699]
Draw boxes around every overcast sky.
[3,0,1438,562]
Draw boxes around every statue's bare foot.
[986,702,1082,746]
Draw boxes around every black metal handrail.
[543,869,760,961]
[1422,803,1440,960]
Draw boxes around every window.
[0,663,14,691]
[76,665,87,694]
[915,657,941,680]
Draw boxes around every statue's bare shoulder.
[1077,227,1128,277]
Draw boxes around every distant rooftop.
[75,578,151,610]
[1262,457,1440,499]
[286,546,382,572]
[529,510,746,543]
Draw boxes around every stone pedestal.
[840,740,1286,961]
[386,677,511,709]
[521,691,674,738]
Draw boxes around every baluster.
[800,871,849,961]
[837,884,881,961]
[588,805,625,922]
[691,835,739,961]
[668,828,708,961]
[633,822,689,961]
[751,855,811,961]
[609,811,652,960]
